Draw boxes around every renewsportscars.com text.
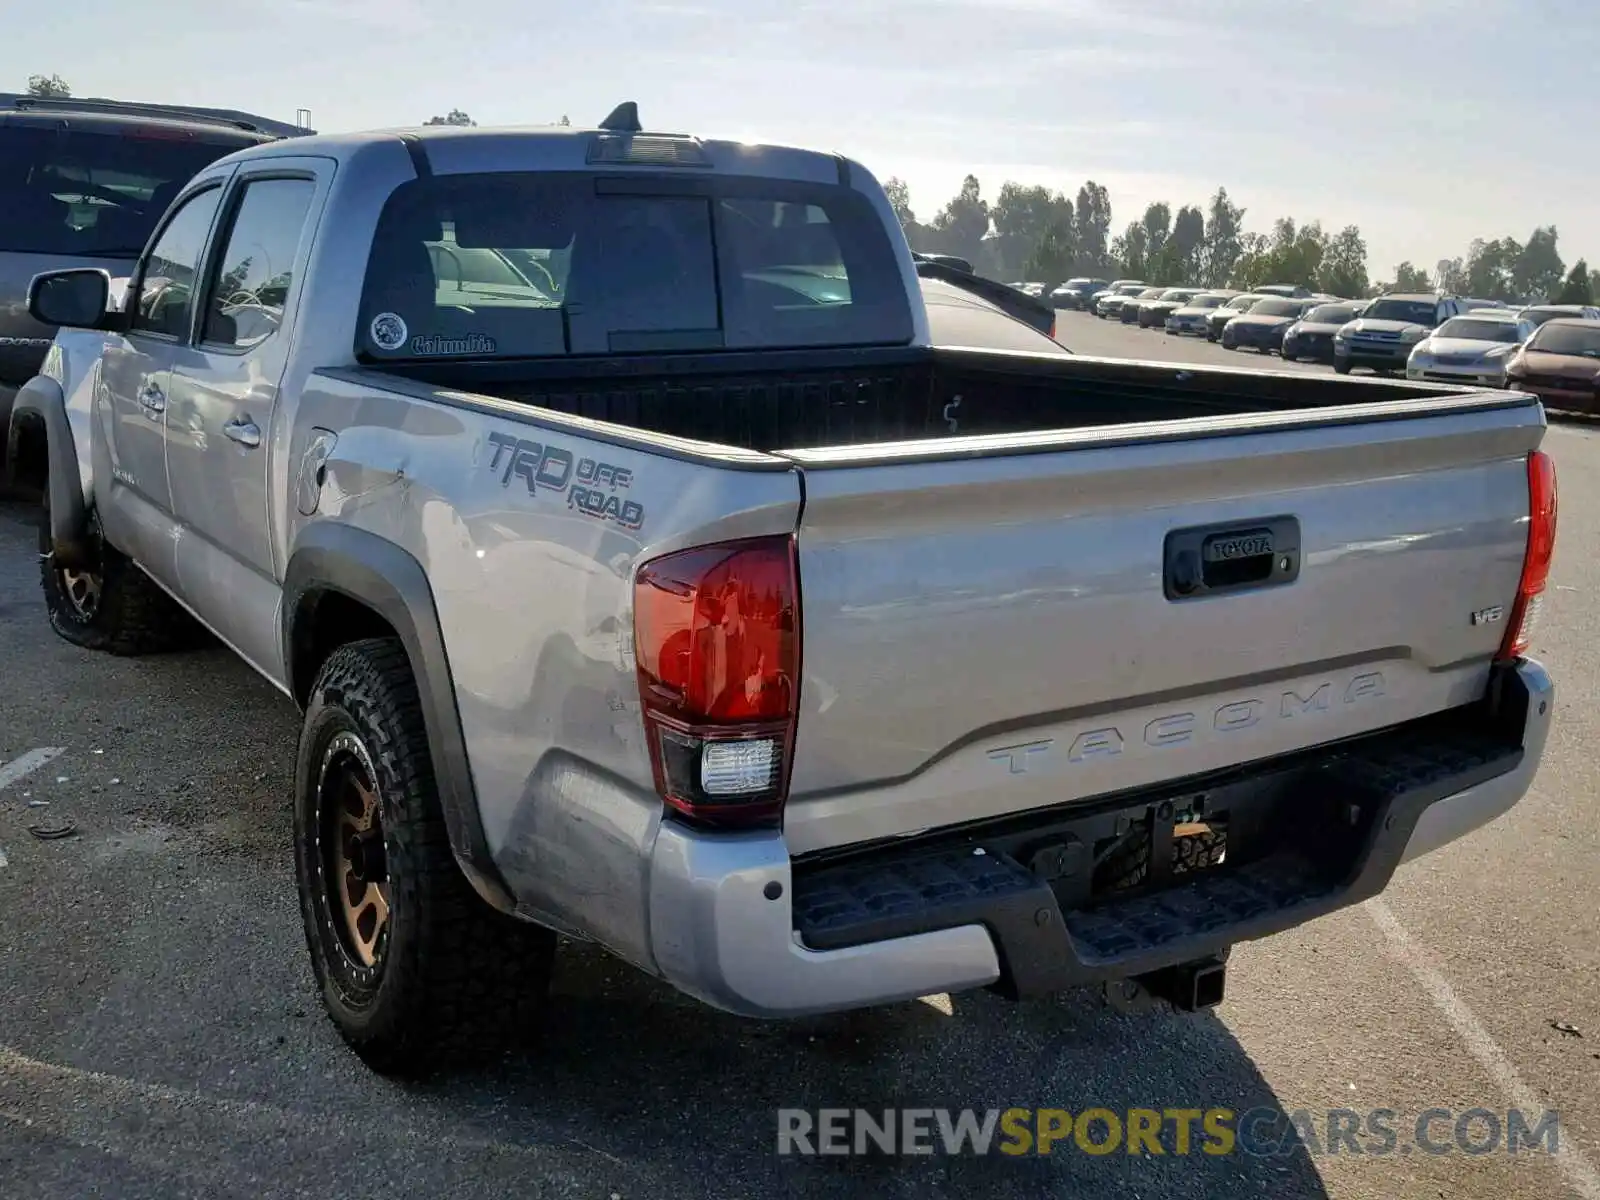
[776,1106,1561,1158]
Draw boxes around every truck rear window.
[0,124,252,258]
[356,172,914,360]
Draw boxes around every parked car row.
[1222,297,1322,353]
[1200,293,1273,340]
[1071,281,1359,358]
[1042,277,1114,309]
[1095,282,1155,321]
[780,250,1595,417]
[1337,296,1600,391]
[1055,276,1600,412]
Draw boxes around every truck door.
[165,165,325,680]
[98,180,228,589]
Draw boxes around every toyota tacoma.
[5,106,1558,1075]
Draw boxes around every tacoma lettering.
[1281,683,1332,718]
[1003,672,1389,769]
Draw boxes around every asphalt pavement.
[1,315,1597,1199]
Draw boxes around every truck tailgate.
[778,394,1544,856]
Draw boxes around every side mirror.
[28,269,118,330]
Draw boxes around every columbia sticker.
[369,312,408,351]
[411,333,497,356]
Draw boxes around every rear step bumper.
[646,658,1552,1018]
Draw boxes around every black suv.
[0,94,309,481]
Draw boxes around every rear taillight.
[1048,314,1058,342]
[633,535,800,828]
[1496,450,1557,662]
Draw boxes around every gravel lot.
[2,316,1597,1199]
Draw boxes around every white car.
[1407,311,1535,387]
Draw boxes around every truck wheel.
[38,499,198,655]
[1334,360,1352,375]
[294,638,555,1076]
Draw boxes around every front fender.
[6,374,92,568]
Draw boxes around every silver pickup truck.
[5,108,1558,1076]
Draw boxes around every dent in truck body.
[285,367,804,969]
[648,822,1004,1016]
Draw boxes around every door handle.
[1164,516,1300,601]
[223,418,262,449]
[139,383,165,414]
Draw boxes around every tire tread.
[297,637,554,1076]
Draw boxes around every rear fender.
[282,521,515,914]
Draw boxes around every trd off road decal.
[485,431,645,531]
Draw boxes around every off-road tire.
[294,637,556,1076]
[38,495,199,655]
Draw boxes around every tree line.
[18,75,573,136]
[886,174,1594,306]
[420,109,572,127]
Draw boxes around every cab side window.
[202,178,317,350]
[129,186,224,339]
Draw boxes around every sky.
[6,0,1598,279]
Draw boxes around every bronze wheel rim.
[42,511,105,620]
[317,732,391,972]
[57,564,102,619]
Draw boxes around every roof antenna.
[598,101,642,133]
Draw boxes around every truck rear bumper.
[1399,659,1551,863]
[645,658,1551,1018]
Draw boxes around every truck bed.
[373,345,1490,452]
